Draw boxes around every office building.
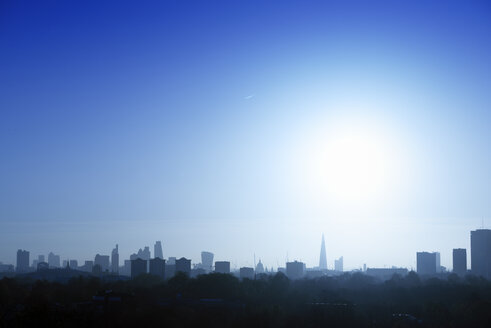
[131,258,147,278]
[37,262,49,271]
[149,257,165,279]
[417,252,438,275]
[121,260,131,277]
[239,267,254,279]
[175,257,191,276]
[471,229,491,278]
[48,252,60,268]
[111,244,119,274]
[69,260,78,269]
[94,254,110,272]
[453,248,467,276]
[16,249,30,273]
[154,241,163,259]
[82,260,94,272]
[334,256,343,272]
[286,261,305,280]
[0,263,14,272]
[201,251,214,272]
[215,261,230,274]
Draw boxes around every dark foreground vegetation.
[1,272,491,327]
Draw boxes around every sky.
[1,0,491,271]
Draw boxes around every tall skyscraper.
[319,234,327,270]
[453,248,467,276]
[16,249,29,273]
[471,229,491,279]
[154,241,163,259]
[201,251,214,272]
[111,244,119,274]
[417,252,437,275]
[48,252,60,268]
[94,254,110,272]
[334,256,343,272]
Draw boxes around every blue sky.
[1,0,491,270]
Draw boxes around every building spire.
[319,233,327,270]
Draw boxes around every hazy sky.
[1,0,491,270]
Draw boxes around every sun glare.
[297,122,397,207]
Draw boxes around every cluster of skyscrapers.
[2,229,490,281]
[414,229,491,279]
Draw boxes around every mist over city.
[1,1,491,327]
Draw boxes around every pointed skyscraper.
[319,234,327,270]
[154,241,163,259]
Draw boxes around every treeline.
[1,272,491,327]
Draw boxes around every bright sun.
[322,133,389,202]
[297,123,396,206]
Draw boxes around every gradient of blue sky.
[1,0,490,270]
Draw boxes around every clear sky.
[1,0,490,270]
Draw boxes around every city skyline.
[2,1,491,272]
[3,228,490,275]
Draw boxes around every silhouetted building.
[92,264,102,275]
[453,248,467,276]
[0,263,14,273]
[255,259,264,274]
[334,256,343,272]
[201,251,214,272]
[417,252,437,275]
[138,247,151,260]
[94,254,110,272]
[131,258,147,278]
[82,260,93,272]
[33,255,45,269]
[471,229,491,278]
[149,257,165,279]
[69,260,78,269]
[121,260,131,277]
[319,233,327,270]
[366,267,408,281]
[32,259,39,268]
[37,262,49,271]
[286,261,304,280]
[176,257,191,276]
[166,264,176,279]
[48,252,60,268]
[436,252,442,273]
[154,241,163,259]
[191,268,206,278]
[111,244,119,274]
[215,261,230,274]
[16,249,29,273]
[239,267,254,279]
